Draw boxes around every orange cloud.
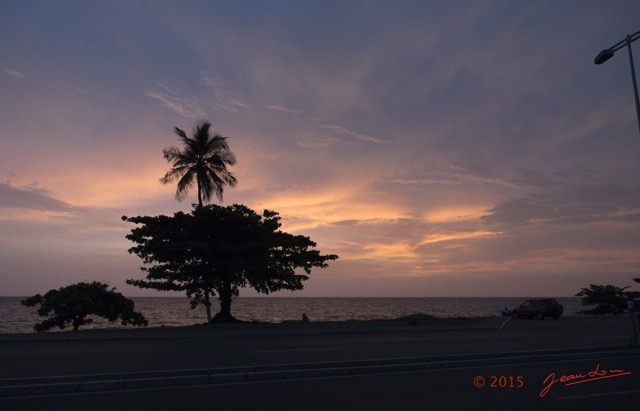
[0,208,73,223]
[254,187,404,231]
[418,231,504,245]
[360,241,420,261]
[33,163,171,208]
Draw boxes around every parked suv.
[511,298,563,320]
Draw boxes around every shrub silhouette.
[22,281,148,332]
[575,284,629,315]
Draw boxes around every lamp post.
[596,31,640,347]
[594,30,640,135]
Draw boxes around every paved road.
[0,316,635,379]
[1,316,638,410]
[2,356,638,410]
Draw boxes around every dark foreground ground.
[1,315,639,410]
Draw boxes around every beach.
[0,296,587,334]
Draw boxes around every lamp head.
[594,48,615,65]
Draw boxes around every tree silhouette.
[124,205,338,323]
[575,284,629,315]
[21,282,148,332]
[160,121,237,206]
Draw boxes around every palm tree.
[160,121,237,207]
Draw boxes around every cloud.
[291,123,387,150]
[200,71,251,112]
[421,206,491,224]
[418,230,504,245]
[392,173,520,189]
[267,104,299,115]
[0,183,76,212]
[320,124,386,144]
[146,85,206,118]
[483,183,640,226]
[2,69,25,79]
[295,133,341,149]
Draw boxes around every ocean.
[0,296,587,334]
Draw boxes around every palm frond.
[160,164,190,184]
[162,146,183,162]
[175,169,196,201]
[173,127,189,143]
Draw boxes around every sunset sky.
[2,1,640,298]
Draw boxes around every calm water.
[0,296,586,334]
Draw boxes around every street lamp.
[594,30,640,135]
[596,31,640,347]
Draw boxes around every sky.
[1,1,640,298]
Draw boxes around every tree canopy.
[124,204,338,323]
[160,121,237,206]
[575,284,630,315]
[627,277,640,300]
[21,281,148,332]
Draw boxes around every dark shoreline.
[0,313,489,339]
